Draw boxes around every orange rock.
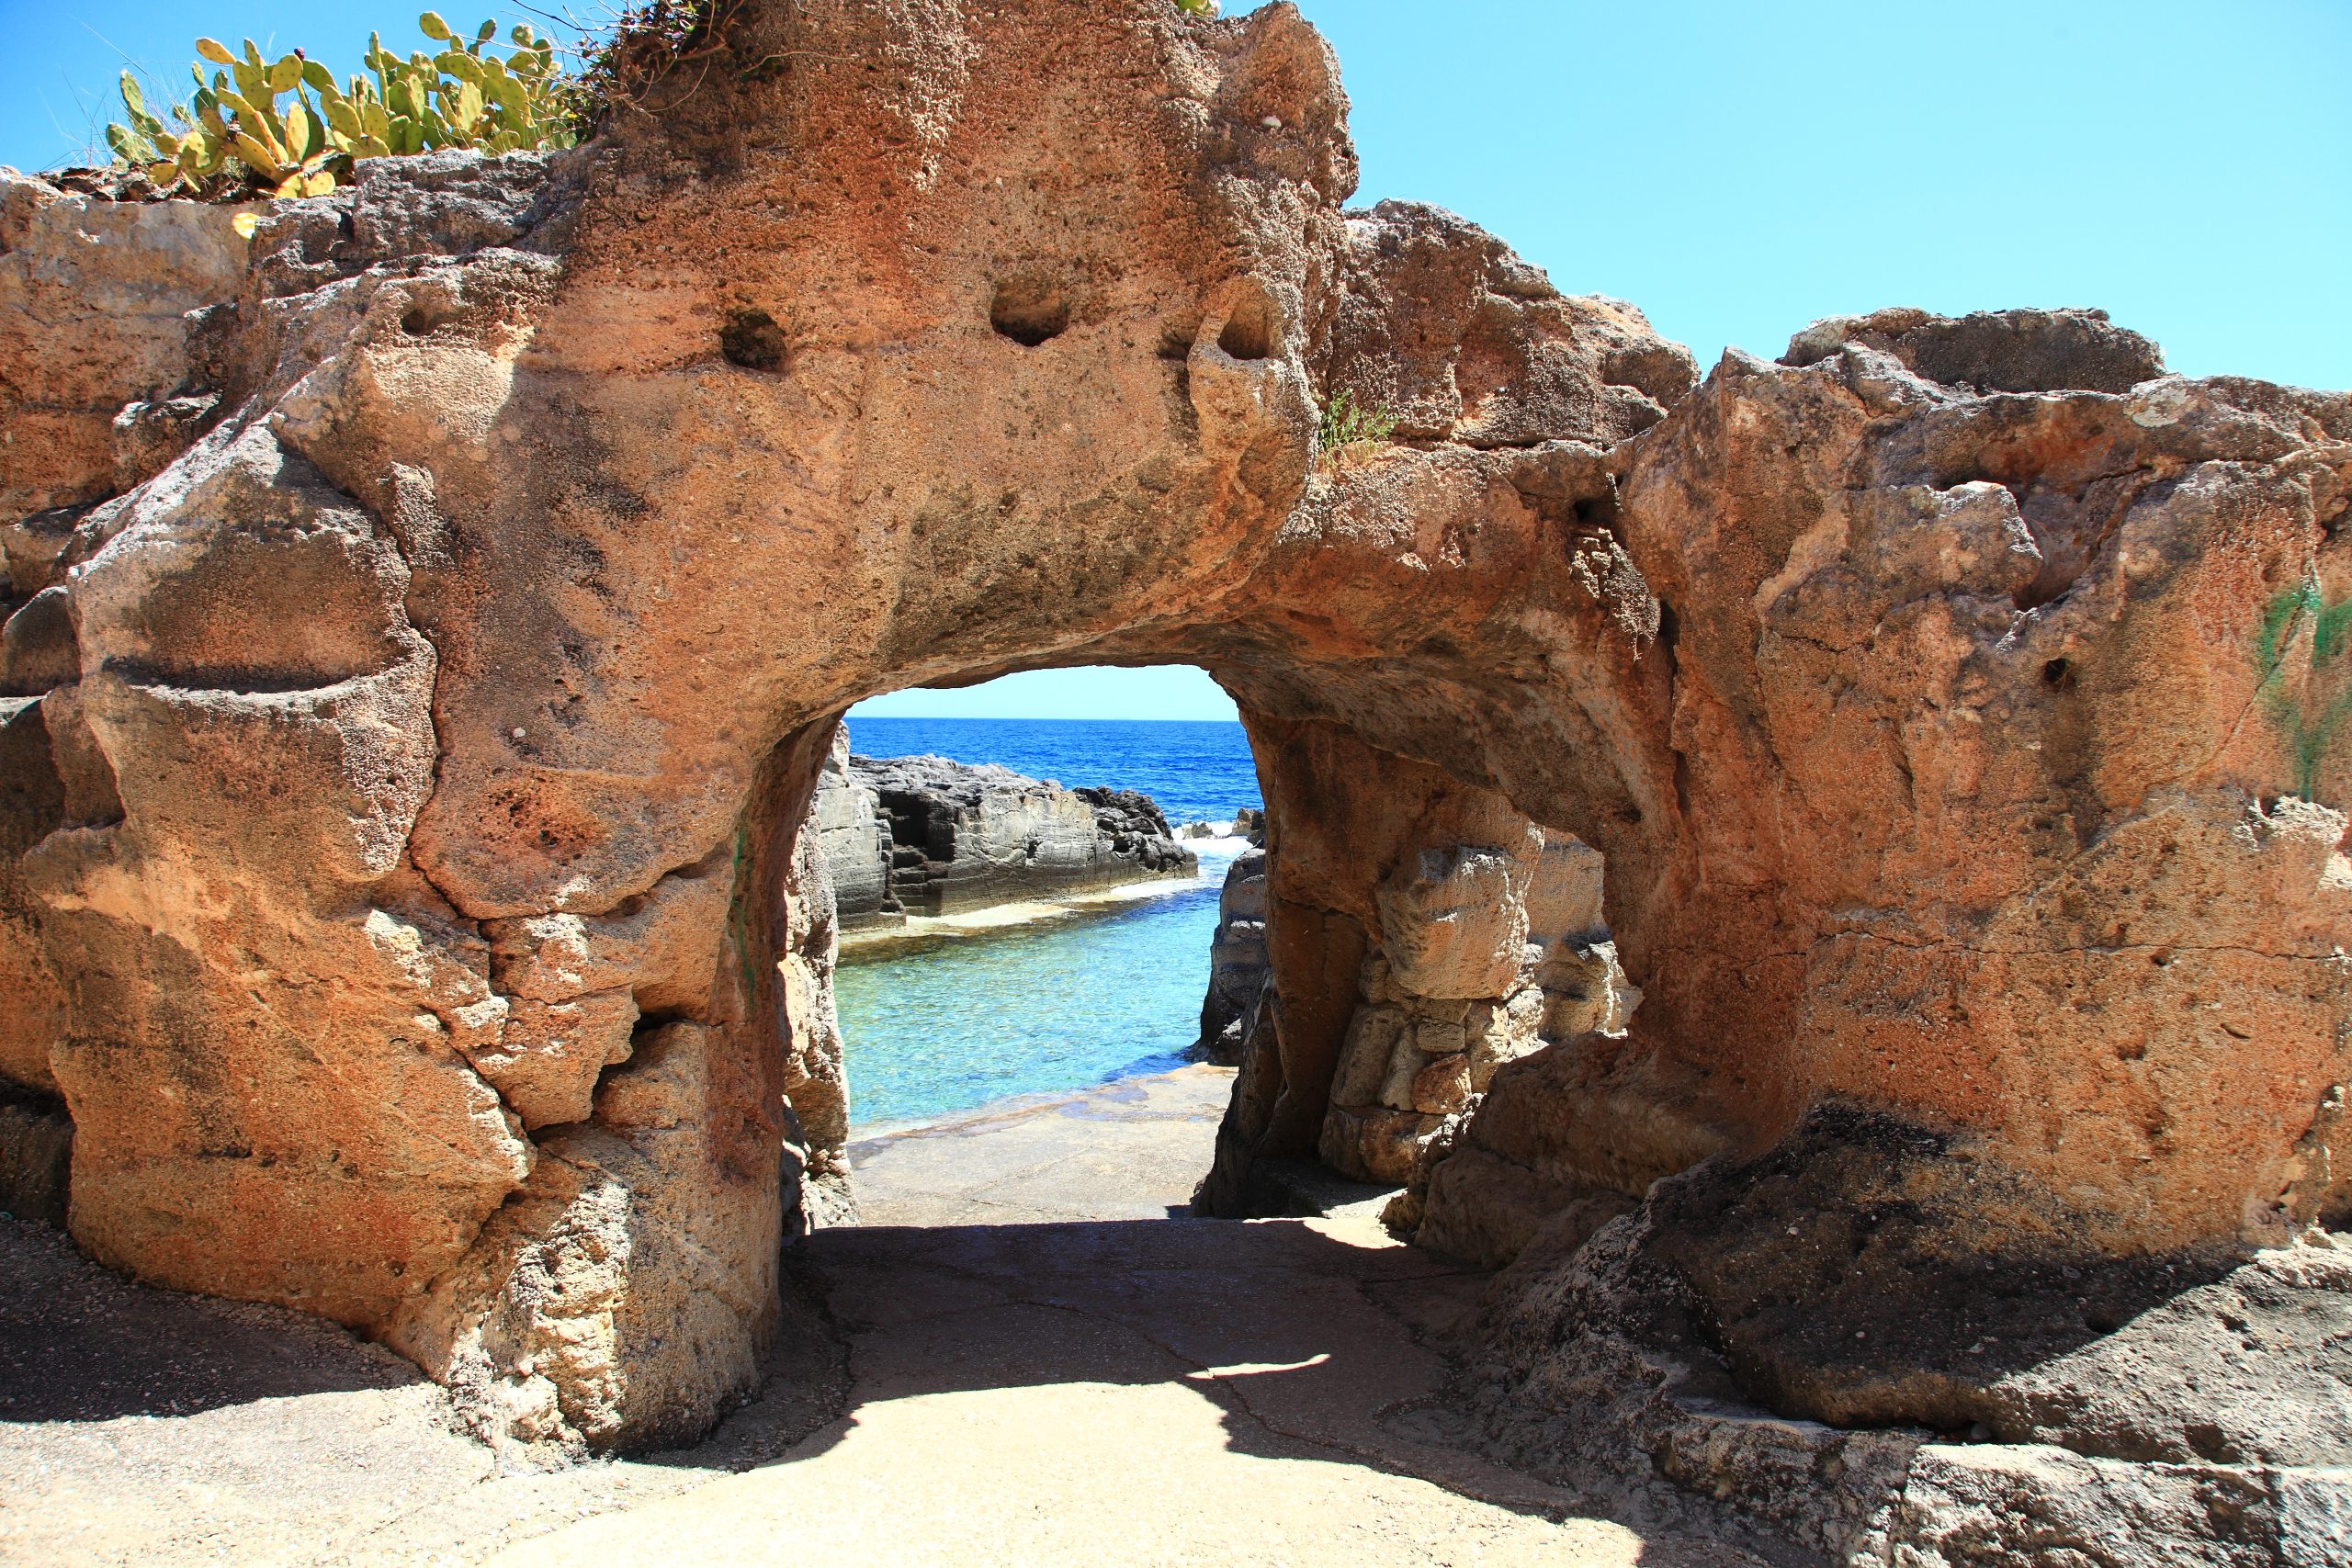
[0,0,2344,1465]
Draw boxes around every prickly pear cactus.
[106,13,578,200]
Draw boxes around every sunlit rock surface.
[1,0,2347,1551]
[813,739,1194,926]
[1194,845,1268,1064]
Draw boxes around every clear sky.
[852,665,1238,721]
[6,1,2343,720]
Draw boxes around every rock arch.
[2,0,2346,1521]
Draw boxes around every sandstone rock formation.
[2,0,2347,1552]
[814,740,1193,928]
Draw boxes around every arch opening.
[806,668,1260,1205]
[713,655,1658,1279]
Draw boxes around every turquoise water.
[832,718,1261,1131]
[835,846,1245,1130]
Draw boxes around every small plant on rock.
[105,14,579,201]
[1317,389,1397,472]
[2254,574,2352,803]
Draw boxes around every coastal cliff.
[811,728,1194,928]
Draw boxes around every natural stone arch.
[2,0,2346,1515]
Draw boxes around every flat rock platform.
[3,1066,1759,1566]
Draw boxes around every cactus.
[105,15,581,199]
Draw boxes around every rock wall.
[1194,845,1267,1063]
[1194,718,1646,1208]
[809,728,894,929]
[1,0,2347,1546]
[815,743,1195,923]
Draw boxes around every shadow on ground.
[1,1061,1780,1566]
[0,1217,422,1423]
[673,1212,1502,1481]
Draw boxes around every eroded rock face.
[1194,845,1268,1064]
[810,728,894,929]
[1471,1191,2352,1566]
[0,173,245,526]
[1,3,2347,1533]
[822,750,1194,921]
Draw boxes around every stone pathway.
[844,1062,1239,1225]
[3,1066,1761,1566]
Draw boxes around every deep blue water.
[834,718,1261,1130]
[842,716,1261,826]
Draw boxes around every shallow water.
[837,840,1250,1132]
[834,717,1261,1130]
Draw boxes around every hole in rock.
[399,296,469,338]
[1216,308,1272,361]
[2042,657,2074,689]
[989,276,1070,347]
[720,307,789,371]
[822,664,1259,1143]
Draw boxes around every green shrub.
[1317,389,1397,472]
[2255,577,2352,803]
[106,13,579,201]
[107,0,1219,201]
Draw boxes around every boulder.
[1472,1111,2352,1562]
[1780,305,2165,395]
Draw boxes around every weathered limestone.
[813,740,1195,926]
[1466,1155,2352,1565]
[810,728,894,929]
[1193,845,1268,1064]
[1196,720,1645,1207]
[0,173,247,528]
[2,1,2348,1551]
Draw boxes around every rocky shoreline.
[811,728,1196,931]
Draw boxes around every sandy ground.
[2,1065,1761,1567]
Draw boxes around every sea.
[834,717,1262,1131]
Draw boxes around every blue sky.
[7,0,2343,722]
[853,665,1238,721]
